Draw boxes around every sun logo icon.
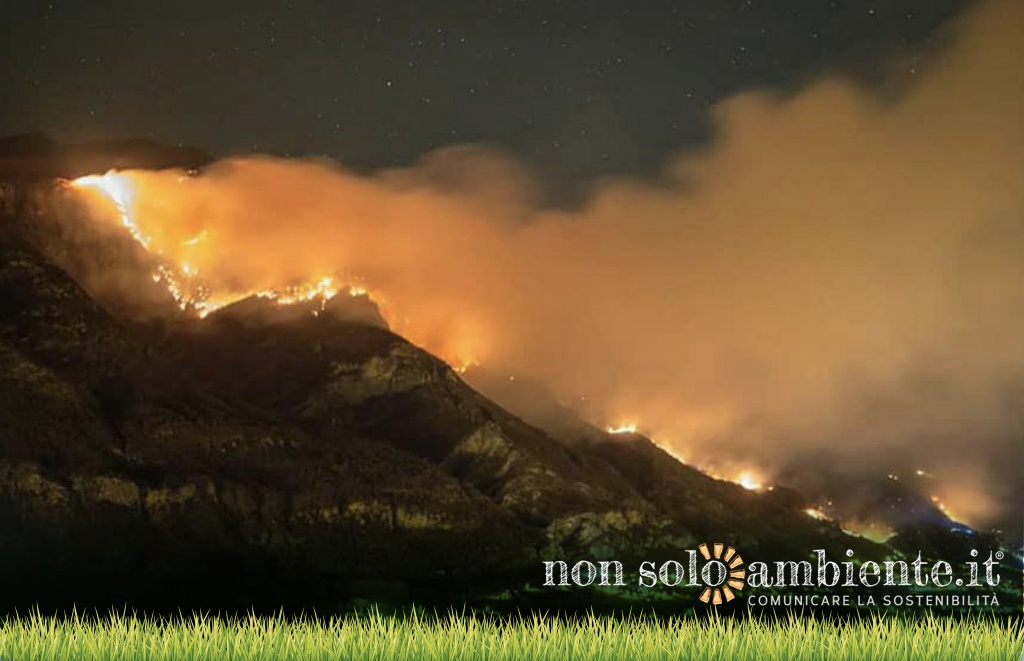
[696,542,746,604]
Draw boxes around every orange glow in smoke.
[70,172,368,320]
[930,495,963,524]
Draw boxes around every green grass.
[0,610,1020,660]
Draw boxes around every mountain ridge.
[0,140,1014,616]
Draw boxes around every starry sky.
[1,0,970,187]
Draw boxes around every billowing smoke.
[74,0,1022,530]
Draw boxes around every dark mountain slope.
[0,180,908,615]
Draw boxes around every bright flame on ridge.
[69,172,367,319]
[736,471,763,492]
[71,173,150,248]
[930,495,964,524]
[804,507,829,521]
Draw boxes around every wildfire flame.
[696,464,768,492]
[256,276,339,306]
[71,173,150,248]
[736,471,764,492]
[70,172,365,319]
[929,495,963,524]
[804,507,829,521]
[64,171,997,535]
[453,360,480,374]
[600,425,772,494]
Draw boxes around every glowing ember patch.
[257,277,339,306]
[804,508,828,521]
[195,295,243,319]
[736,471,763,491]
[930,495,962,523]
[452,361,479,374]
[249,277,345,314]
[606,423,638,435]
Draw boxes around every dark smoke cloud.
[75,0,1022,529]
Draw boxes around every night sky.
[1,0,970,186]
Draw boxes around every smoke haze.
[75,0,1023,529]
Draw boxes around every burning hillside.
[33,0,1024,541]
[62,170,977,537]
[69,172,369,319]
[10,202,964,614]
